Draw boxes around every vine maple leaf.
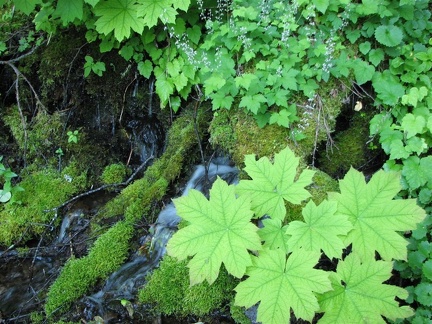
[327,168,425,261]
[235,248,331,324]
[236,147,315,221]
[167,178,261,285]
[318,253,414,323]
[94,0,145,41]
[285,200,352,259]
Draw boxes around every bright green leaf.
[167,178,261,285]
[235,73,257,91]
[359,41,371,55]
[239,94,267,114]
[211,92,233,110]
[372,71,405,105]
[286,200,352,259]
[375,25,403,47]
[235,249,331,323]
[328,168,425,261]
[136,0,177,27]
[204,74,226,94]
[13,0,43,15]
[155,75,174,106]
[94,0,145,41]
[401,113,426,138]
[237,147,315,221]
[172,0,190,11]
[318,254,414,323]
[258,218,289,252]
[353,60,375,85]
[137,60,153,78]
[313,0,329,13]
[85,0,100,6]
[368,48,385,66]
[405,136,427,155]
[54,0,83,24]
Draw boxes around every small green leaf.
[352,60,375,85]
[368,48,385,66]
[211,92,233,110]
[137,0,177,27]
[137,60,153,78]
[155,75,174,106]
[372,71,405,105]
[313,0,329,13]
[359,41,371,55]
[204,74,226,94]
[401,113,426,138]
[235,73,258,91]
[239,94,267,114]
[405,136,427,155]
[375,25,403,47]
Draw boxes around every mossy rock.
[317,110,376,178]
[209,80,349,168]
[44,107,211,317]
[0,164,88,246]
[100,163,128,185]
[139,256,237,317]
[45,221,133,315]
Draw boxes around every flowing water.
[0,158,239,323]
[78,158,239,322]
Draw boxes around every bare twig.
[44,155,154,212]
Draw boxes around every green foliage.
[236,147,315,221]
[167,178,262,285]
[83,55,106,77]
[235,248,331,323]
[67,130,79,144]
[168,146,425,324]
[139,256,236,316]
[0,156,24,204]
[318,254,413,323]
[100,163,127,184]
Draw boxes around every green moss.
[44,108,211,317]
[0,166,88,246]
[2,109,64,167]
[318,111,374,178]
[230,304,252,324]
[139,256,237,317]
[102,108,208,223]
[100,163,128,185]
[45,221,133,315]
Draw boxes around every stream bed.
[0,158,239,323]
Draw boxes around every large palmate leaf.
[236,147,315,221]
[94,0,145,41]
[328,168,425,261]
[54,0,83,24]
[235,248,331,324]
[136,0,177,27]
[285,200,352,259]
[318,254,414,323]
[167,178,261,285]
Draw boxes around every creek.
[0,156,239,323]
